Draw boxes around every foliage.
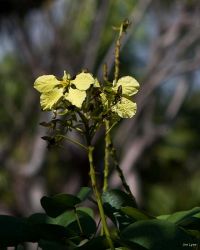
[0,192,199,249]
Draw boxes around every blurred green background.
[0,0,200,217]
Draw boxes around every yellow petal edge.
[113,76,139,96]
[34,75,61,93]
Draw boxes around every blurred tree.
[0,0,50,18]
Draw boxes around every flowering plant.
[0,20,199,250]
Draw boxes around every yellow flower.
[102,76,139,118]
[34,75,63,110]
[34,72,95,110]
[64,72,95,108]
[111,76,139,118]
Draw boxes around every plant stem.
[88,146,115,250]
[74,208,83,235]
[58,135,88,151]
[103,120,111,192]
[76,109,91,145]
[103,63,108,82]
[114,20,130,82]
[114,24,123,82]
[110,144,135,200]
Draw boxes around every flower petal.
[65,88,86,108]
[111,97,137,118]
[71,72,94,90]
[34,75,61,93]
[113,76,139,96]
[94,78,100,88]
[40,88,63,110]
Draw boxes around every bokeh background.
[0,0,200,218]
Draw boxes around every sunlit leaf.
[34,75,61,93]
[40,89,63,110]
[71,72,94,90]
[111,97,137,118]
[65,88,86,108]
[113,76,139,96]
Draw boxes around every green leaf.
[32,224,67,241]
[71,72,94,90]
[77,187,92,201]
[40,193,81,218]
[186,230,200,239]
[121,219,197,250]
[102,189,137,229]
[34,75,61,93]
[115,242,148,250]
[157,207,200,230]
[77,207,94,219]
[121,207,153,221]
[111,248,132,250]
[27,213,67,241]
[38,239,67,250]
[65,88,86,108]
[102,189,137,210]
[113,76,139,96]
[111,97,137,118]
[75,236,108,250]
[27,213,48,225]
[66,210,96,237]
[0,215,36,246]
[48,209,96,237]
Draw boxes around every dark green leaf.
[157,207,200,230]
[48,210,75,227]
[121,207,154,221]
[77,187,92,201]
[0,215,36,246]
[49,209,96,237]
[75,236,108,250]
[77,207,94,218]
[33,224,67,241]
[121,219,197,250]
[102,189,136,229]
[41,193,81,217]
[38,239,68,250]
[66,210,96,237]
[27,213,49,225]
[102,189,137,210]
